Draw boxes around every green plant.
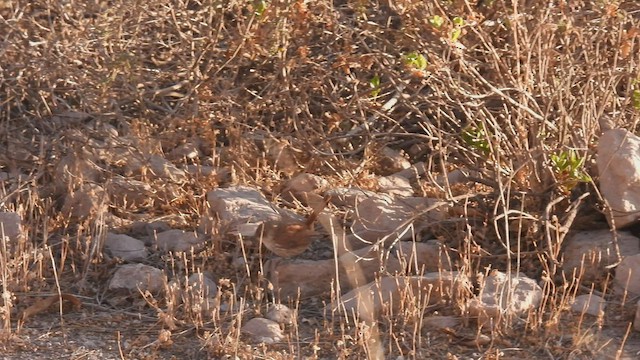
[462,125,491,156]
[254,0,268,16]
[429,15,444,29]
[632,89,640,110]
[369,75,381,98]
[451,16,465,42]
[550,150,591,190]
[403,52,428,70]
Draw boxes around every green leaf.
[254,0,267,16]
[451,28,462,43]
[462,126,491,156]
[429,15,444,29]
[369,75,381,97]
[404,52,428,70]
[632,89,640,110]
[453,16,465,27]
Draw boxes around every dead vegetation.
[1,0,640,359]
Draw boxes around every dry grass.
[1,0,640,358]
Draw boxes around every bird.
[257,195,330,258]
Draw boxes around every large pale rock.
[207,186,281,232]
[597,129,640,228]
[467,271,542,327]
[328,272,470,317]
[108,264,165,293]
[0,211,22,241]
[241,318,284,344]
[614,253,640,296]
[104,233,148,261]
[350,196,445,247]
[562,230,640,281]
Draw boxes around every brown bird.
[257,196,330,258]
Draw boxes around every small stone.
[0,211,22,241]
[571,294,605,316]
[154,229,205,252]
[62,183,108,220]
[104,233,148,261]
[266,304,294,325]
[108,264,165,293]
[187,273,218,298]
[467,271,543,327]
[241,318,284,344]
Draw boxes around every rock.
[207,186,281,232]
[281,173,328,204]
[241,318,285,344]
[154,229,205,252]
[467,271,543,328]
[329,272,470,316]
[423,315,460,330]
[350,196,445,247]
[266,259,335,299]
[53,150,102,193]
[264,138,300,176]
[146,155,188,183]
[597,129,640,228]
[104,233,148,261]
[635,299,640,332]
[571,294,605,316]
[393,240,452,272]
[562,230,639,282]
[62,183,108,220]
[107,177,155,209]
[266,304,294,325]
[0,211,22,241]
[130,221,171,238]
[187,273,218,298]
[108,264,165,293]
[266,239,450,300]
[393,162,427,181]
[168,140,202,161]
[325,187,379,207]
[436,169,479,187]
[614,253,640,296]
[376,175,413,197]
[376,146,411,175]
[184,165,216,177]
